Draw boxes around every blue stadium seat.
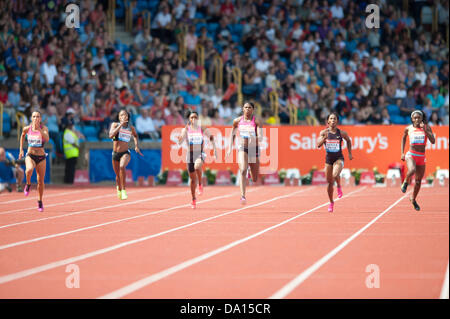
[82,125,99,141]
[115,8,125,19]
[2,112,11,135]
[131,113,139,126]
[387,104,400,116]
[207,23,219,33]
[404,116,412,124]
[231,34,240,43]
[390,115,404,124]
[196,23,207,33]
[195,12,205,20]
[425,60,439,68]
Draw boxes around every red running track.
[0,184,448,299]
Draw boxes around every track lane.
[0,186,313,298]
[274,187,449,299]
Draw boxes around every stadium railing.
[231,67,243,107]
[213,54,223,90]
[15,112,26,142]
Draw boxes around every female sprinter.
[177,110,217,209]
[317,112,353,212]
[226,102,262,204]
[109,109,143,200]
[19,111,49,212]
[400,110,435,211]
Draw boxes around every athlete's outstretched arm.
[131,126,143,156]
[226,118,240,158]
[423,123,435,144]
[342,130,353,160]
[317,129,328,148]
[255,117,263,143]
[401,126,408,161]
[177,127,187,145]
[203,127,217,158]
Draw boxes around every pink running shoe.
[337,187,343,198]
[24,184,31,197]
[240,196,246,205]
[37,200,44,212]
[197,184,203,196]
[191,200,196,209]
[328,202,334,212]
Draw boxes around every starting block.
[263,172,280,185]
[386,169,401,187]
[215,170,232,185]
[138,176,155,187]
[285,177,299,186]
[125,169,133,184]
[312,170,327,185]
[435,169,449,187]
[74,170,89,185]
[359,171,375,185]
[166,170,182,186]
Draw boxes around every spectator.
[151,4,174,44]
[152,109,166,138]
[165,104,184,125]
[426,88,445,111]
[211,108,225,125]
[338,64,356,89]
[135,107,158,140]
[40,55,57,86]
[199,105,212,126]
[134,28,152,52]
[429,111,442,126]
[63,119,80,184]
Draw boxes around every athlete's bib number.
[28,135,42,147]
[411,133,425,144]
[188,132,203,145]
[325,139,340,152]
[240,126,255,139]
[118,129,132,142]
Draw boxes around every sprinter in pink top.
[19,111,49,212]
[178,110,217,209]
[227,102,263,204]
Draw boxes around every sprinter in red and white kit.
[401,110,435,211]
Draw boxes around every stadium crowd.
[0,0,449,157]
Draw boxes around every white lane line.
[440,261,449,299]
[0,190,185,230]
[98,187,365,299]
[0,187,312,285]
[0,188,260,248]
[0,189,91,205]
[0,188,150,216]
[269,192,409,299]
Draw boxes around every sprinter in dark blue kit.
[317,112,353,212]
